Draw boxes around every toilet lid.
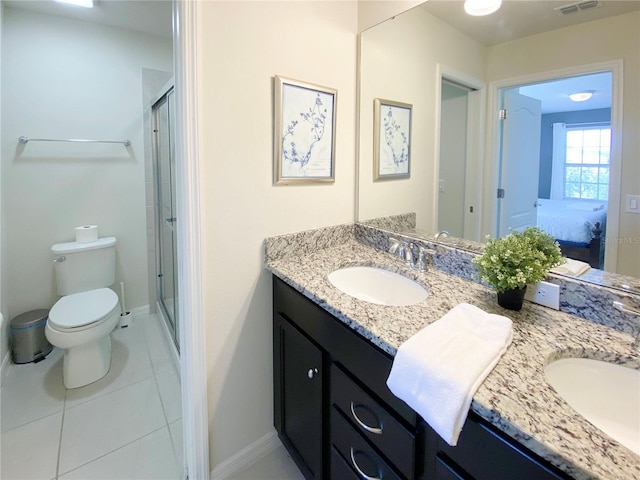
[49,288,118,330]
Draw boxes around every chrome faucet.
[398,241,414,268]
[434,230,450,241]
[613,300,640,349]
[390,237,412,266]
[415,246,437,272]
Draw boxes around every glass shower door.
[153,88,179,351]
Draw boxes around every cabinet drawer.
[331,446,362,480]
[435,453,471,480]
[331,407,404,480]
[331,364,415,477]
[274,277,416,426]
[433,413,570,480]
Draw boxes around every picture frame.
[274,75,337,185]
[373,98,412,180]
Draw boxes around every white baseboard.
[211,430,281,479]
[129,304,151,316]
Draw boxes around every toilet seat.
[49,288,119,332]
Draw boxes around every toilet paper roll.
[75,225,98,243]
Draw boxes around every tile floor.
[227,445,304,480]
[1,313,183,480]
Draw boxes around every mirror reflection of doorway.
[437,72,485,243]
[439,80,470,238]
[153,87,180,351]
[497,71,612,269]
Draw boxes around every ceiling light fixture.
[54,0,94,8]
[464,0,502,16]
[569,91,594,102]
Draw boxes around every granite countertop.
[265,238,640,480]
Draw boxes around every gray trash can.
[10,309,53,364]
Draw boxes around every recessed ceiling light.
[54,0,94,8]
[569,91,594,102]
[464,0,502,16]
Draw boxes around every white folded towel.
[551,258,590,276]
[386,303,513,446]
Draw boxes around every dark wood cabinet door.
[274,315,324,480]
[425,413,571,480]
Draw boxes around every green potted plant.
[472,227,565,310]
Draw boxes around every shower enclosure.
[152,86,179,351]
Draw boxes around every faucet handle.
[398,241,414,268]
[406,243,415,268]
[416,247,437,272]
[388,237,400,254]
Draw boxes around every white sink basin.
[328,266,429,306]
[545,357,640,455]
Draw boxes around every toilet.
[45,237,120,389]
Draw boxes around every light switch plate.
[625,194,640,214]
[525,281,560,310]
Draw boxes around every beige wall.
[486,11,640,277]
[358,0,422,32]
[358,6,486,230]
[1,8,172,330]
[196,0,357,468]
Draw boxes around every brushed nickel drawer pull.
[350,447,381,480]
[307,368,319,379]
[350,401,383,435]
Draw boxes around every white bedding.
[536,199,607,244]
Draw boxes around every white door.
[498,90,542,237]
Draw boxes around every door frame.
[434,64,486,242]
[173,1,210,478]
[484,60,623,272]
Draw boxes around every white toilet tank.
[52,237,117,295]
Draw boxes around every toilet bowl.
[45,288,120,389]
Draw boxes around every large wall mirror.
[357,0,640,283]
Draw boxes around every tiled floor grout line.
[144,318,183,466]
[147,313,184,474]
[0,408,61,435]
[2,314,183,480]
[54,402,67,480]
[55,425,169,478]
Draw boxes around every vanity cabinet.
[425,413,571,480]
[273,276,416,480]
[273,314,324,479]
[272,276,572,480]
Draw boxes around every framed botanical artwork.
[274,75,337,184]
[373,98,412,180]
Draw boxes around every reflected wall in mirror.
[357,0,640,279]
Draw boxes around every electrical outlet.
[525,281,560,310]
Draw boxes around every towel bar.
[18,136,131,147]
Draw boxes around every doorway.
[435,66,486,242]
[438,80,471,239]
[490,60,622,272]
[152,87,180,352]
[495,69,614,270]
